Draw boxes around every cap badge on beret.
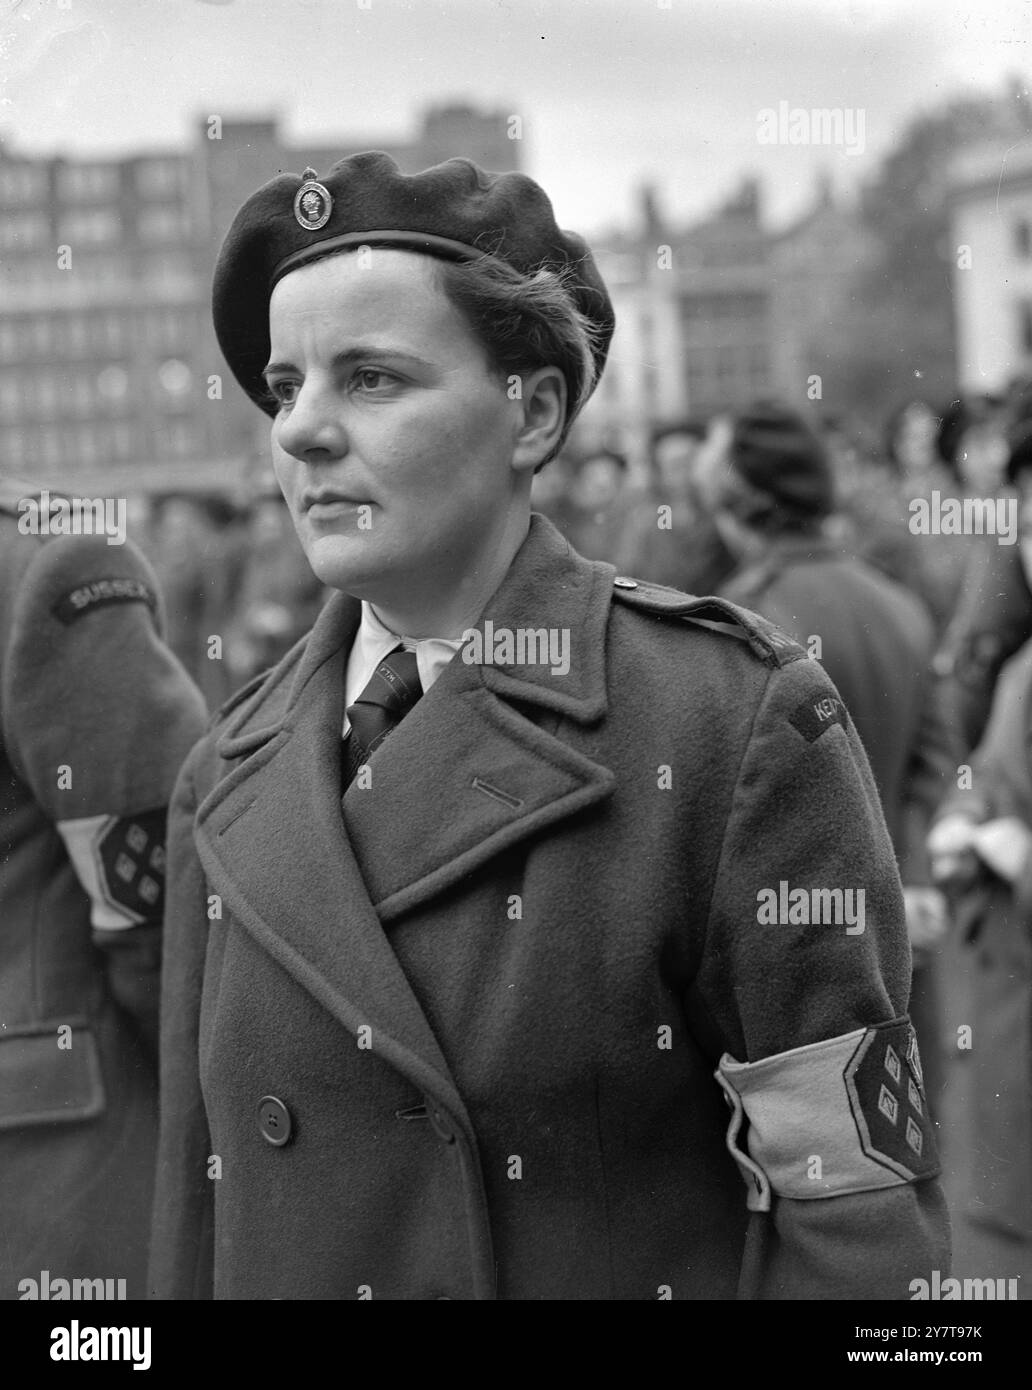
[293,168,332,232]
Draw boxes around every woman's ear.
[511,367,567,474]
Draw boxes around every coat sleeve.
[1,532,207,1058]
[691,651,950,1299]
[148,742,216,1299]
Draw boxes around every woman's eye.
[271,380,299,406]
[353,368,395,391]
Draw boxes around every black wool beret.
[212,150,616,417]
[728,403,835,519]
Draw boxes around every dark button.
[428,1104,456,1144]
[258,1095,292,1147]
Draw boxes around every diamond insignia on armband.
[908,1079,923,1115]
[905,1116,924,1157]
[846,1020,940,1180]
[906,1030,923,1085]
[877,1083,899,1124]
[126,823,148,854]
[115,852,135,883]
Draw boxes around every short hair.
[430,253,606,468]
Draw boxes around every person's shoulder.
[608,573,809,670]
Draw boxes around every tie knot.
[342,646,423,791]
[354,647,422,717]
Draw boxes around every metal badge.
[293,167,332,231]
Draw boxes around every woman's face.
[265,249,526,603]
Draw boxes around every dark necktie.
[342,646,422,789]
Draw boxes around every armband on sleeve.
[715,1018,940,1212]
[57,808,168,929]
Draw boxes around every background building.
[949,137,1032,394]
[0,103,519,496]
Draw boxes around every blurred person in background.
[614,417,738,594]
[712,403,959,1116]
[0,471,206,1299]
[562,446,630,561]
[936,405,1032,752]
[227,476,329,684]
[928,562,1032,1242]
[147,492,247,710]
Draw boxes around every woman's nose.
[275,381,347,461]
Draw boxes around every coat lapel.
[341,516,618,922]
[193,592,463,1109]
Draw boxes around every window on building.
[0,375,22,419]
[31,319,52,355]
[144,251,193,286]
[101,313,124,353]
[0,164,47,202]
[77,426,100,466]
[1015,220,1032,260]
[60,209,121,245]
[63,317,88,354]
[0,322,20,361]
[0,213,49,251]
[72,374,93,417]
[5,427,29,468]
[158,357,192,400]
[57,163,120,202]
[138,206,187,242]
[135,159,184,198]
[36,373,60,415]
[40,426,62,469]
[112,422,132,458]
[168,420,196,456]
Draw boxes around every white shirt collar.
[343,601,464,733]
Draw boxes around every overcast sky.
[1,0,1030,235]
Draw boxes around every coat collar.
[214,511,612,756]
[193,514,617,1149]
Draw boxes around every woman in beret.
[150,152,949,1300]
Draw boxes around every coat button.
[258,1095,293,1147]
[613,576,638,589]
[428,1104,456,1144]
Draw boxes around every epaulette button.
[613,577,638,589]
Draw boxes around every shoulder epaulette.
[610,575,807,669]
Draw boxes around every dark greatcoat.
[151,514,949,1301]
